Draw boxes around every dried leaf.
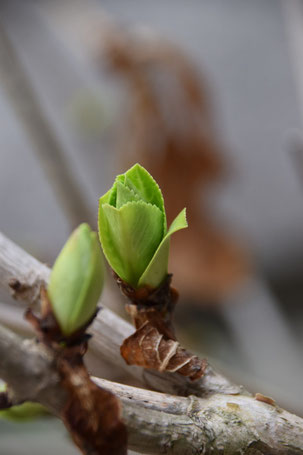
[121,318,207,380]
[117,275,207,381]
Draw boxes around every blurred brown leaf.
[121,318,207,380]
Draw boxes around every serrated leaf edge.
[138,208,187,288]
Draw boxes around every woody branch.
[0,231,303,454]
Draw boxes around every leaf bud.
[48,223,104,336]
[98,164,187,289]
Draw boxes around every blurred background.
[1,0,303,453]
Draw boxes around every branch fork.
[0,232,303,454]
[4,285,128,455]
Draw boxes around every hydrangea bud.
[48,223,104,336]
[0,383,47,421]
[98,164,187,289]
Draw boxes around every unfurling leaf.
[48,223,104,336]
[98,163,187,289]
[138,208,187,288]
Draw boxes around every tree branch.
[0,323,65,414]
[0,231,303,453]
[0,322,302,454]
[94,378,303,455]
[0,231,241,397]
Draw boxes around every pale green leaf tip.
[170,207,188,231]
[137,207,187,288]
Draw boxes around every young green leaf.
[138,208,187,288]
[124,164,166,223]
[115,181,140,208]
[100,201,163,287]
[98,164,187,289]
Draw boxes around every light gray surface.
[0,0,117,261]
[0,416,139,455]
[1,0,303,270]
[0,418,78,455]
[223,276,303,412]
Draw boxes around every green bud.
[98,164,187,289]
[0,402,48,422]
[0,384,48,422]
[48,223,105,336]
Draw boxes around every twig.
[0,301,33,335]
[0,321,302,454]
[94,377,303,455]
[0,230,242,397]
[0,323,65,414]
[1,232,303,453]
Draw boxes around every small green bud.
[98,164,187,289]
[0,384,48,422]
[48,223,104,336]
[0,402,48,422]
